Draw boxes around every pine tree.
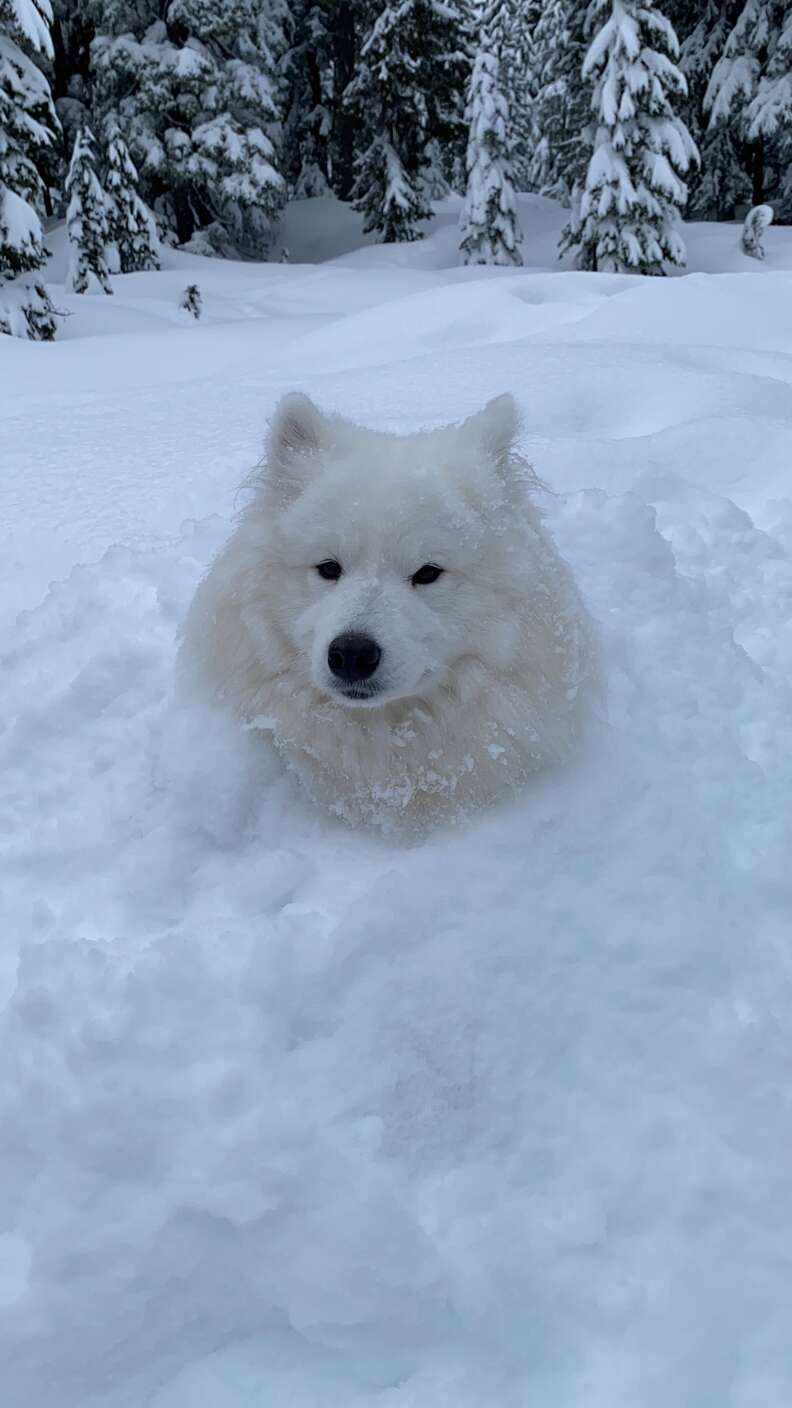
[282,0,334,196]
[327,1,361,199]
[564,0,698,274]
[50,0,95,153]
[675,1,750,220]
[104,119,159,271]
[0,0,60,338]
[347,0,468,242]
[705,1,792,213]
[502,0,541,193]
[527,0,590,200]
[743,6,792,218]
[460,0,522,266]
[91,0,286,256]
[690,122,751,220]
[65,124,113,293]
[282,0,360,200]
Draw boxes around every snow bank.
[3,196,792,1405]
[4,488,792,1406]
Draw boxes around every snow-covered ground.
[3,195,792,1406]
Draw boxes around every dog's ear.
[465,393,519,469]
[266,392,328,498]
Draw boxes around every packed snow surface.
[3,196,792,1406]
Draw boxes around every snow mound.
[3,475,792,1406]
[5,194,792,1404]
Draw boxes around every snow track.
[2,196,792,1406]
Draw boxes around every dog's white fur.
[179,392,598,829]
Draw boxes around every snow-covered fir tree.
[282,0,334,196]
[564,0,698,274]
[327,1,364,199]
[501,0,541,193]
[91,0,286,256]
[460,0,522,265]
[5,0,789,287]
[50,0,94,154]
[705,1,792,213]
[667,2,749,220]
[741,4,792,217]
[526,0,590,200]
[65,124,113,293]
[104,119,159,272]
[282,0,360,200]
[347,0,469,242]
[690,121,751,220]
[0,0,60,338]
[501,22,529,185]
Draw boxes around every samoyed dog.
[179,392,597,829]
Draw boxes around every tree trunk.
[173,188,195,246]
[330,2,357,200]
[306,50,329,182]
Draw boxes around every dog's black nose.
[328,633,382,684]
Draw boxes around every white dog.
[179,392,598,829]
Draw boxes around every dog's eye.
[411,564,444,587]
[316,560,342,581]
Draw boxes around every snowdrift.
[2,196,792,1406]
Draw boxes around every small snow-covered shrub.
[741,204,774,260]
[180,284,202,320]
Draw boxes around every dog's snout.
[328,633,382,684]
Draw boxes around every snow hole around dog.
[3,195,792,1407]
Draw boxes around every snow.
[8,0,53,56]
[0,186,41,254]
[3,192,792,1406]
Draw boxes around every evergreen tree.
[326,1,361,199]
[690,122,751,220]
[564,0,698,274]
[527,0,590,201]
[743,6,792,218]
[675,1,750,219]
[51,0,94,154]
[347,0,468,242]
[104,118,159,271]
[460,0,522,265]
[502,0,541,193]
[282,0,334,196]
[0,0,60,338]
[65,123,113,292]
[282,0,359,200]
[705,0,792,212]
[91,0,286,255]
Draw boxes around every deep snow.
[2,194,792,1406]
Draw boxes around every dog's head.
[252,392,535,710]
